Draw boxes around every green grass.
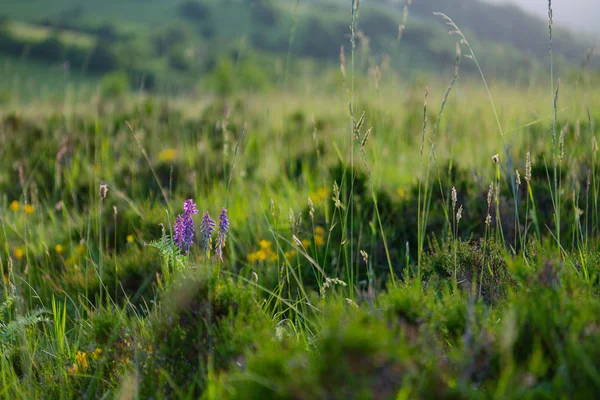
[1,1,600,399]
[0,55,98,104]
[0,70,598,397]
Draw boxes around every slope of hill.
[485,0,600,36]
[0,0,596,94]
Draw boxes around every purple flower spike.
[183,199,198,215]
[174,199,198,253]
[200,211,215,254]
[215,208,229,261]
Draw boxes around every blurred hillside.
[0,0,597,96]
[485,0,600,36]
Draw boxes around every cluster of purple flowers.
[173,199,229,260]
[173,199,198,253]
[215,208,229,262]
[200,211,215,254]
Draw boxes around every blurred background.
[0,0,598,102]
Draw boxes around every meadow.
[1,1,600,399]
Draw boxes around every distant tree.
[178,1,210,22]
[100,71,129,98]
[153,26,191,56]
[30,34,65,61]
[296,17,347,60]
[249,0,279,27]
[169,48,192,72]
[86,43,119,73]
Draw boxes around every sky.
[486,0,600,36]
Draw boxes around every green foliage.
[0,296,46,358]
[100,70,129,98]
[209,56,271,95]
[0,0,595,94]
[147,225,187,277]
[138,269,269,398]
[424,238,513,304]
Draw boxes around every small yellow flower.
[67,364,78,375]
[247,252,258,263]
[314,226,326,247]
[397,187,406,199]
[127,235,134,243]
[92,348,103,360]
[24,204,34,215]
[75,351,89,372]
[158,148,177,163]
[147,345,153,354]
[256,250,268,262]
[13,248,24,260]
[301,239,310,249]
[9,200,19,212]
[2,275,9,284]
[317,187,328,200]
[55,244,63,254]
[259,240,272,250]
[285,249,296,260]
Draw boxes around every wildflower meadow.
[1,0,600,399]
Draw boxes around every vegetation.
[0,0,598,95]
[1,0,600,399]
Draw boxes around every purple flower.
[215,208,229,261]
[173,199,198,253]
[200,211,215,254]
[183,199,198,215]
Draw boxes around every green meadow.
[1,0,600,398]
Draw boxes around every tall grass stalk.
[346,0,358,291]
[551,80,561,248]
[416,87,428,278]
[349,107,395,284]
[283,0,301,91]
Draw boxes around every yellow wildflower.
[255,250,267,262]
[75,351,89,372]
[24,204,34,215]
[301,239,310,249]
[67,364,78,375]
[315,236,325,247]
[158,148,177,163]
[310,187,329,203]
[127,235,134,243]
[92,348,103,360]
[248,239,279,263]
[9,200,19,212]
[2,275,9,284]
[317,187,328,200]
[397,187,406,199]
[259,240,272,250]
[285,249,296,260]
[55,244,63,254]
[314,226,326,247]
[147,345,153,354]
[13,248,24,260]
